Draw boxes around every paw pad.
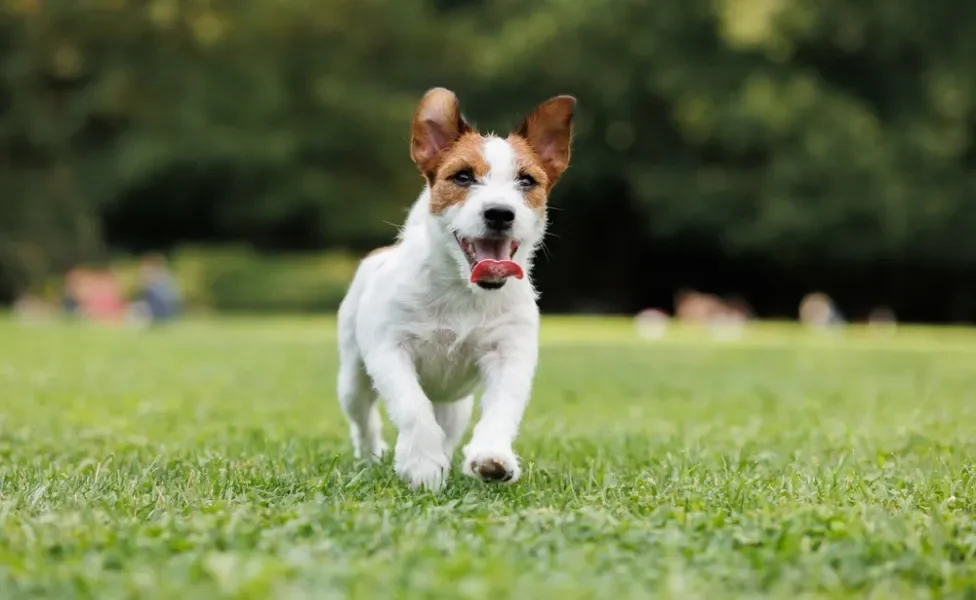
[472,458,514,482]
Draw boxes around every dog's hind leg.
[337,361,387,460]
[433,395,474,458]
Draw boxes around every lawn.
[1,316,976,599]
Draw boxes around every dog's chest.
[406,325,488,403]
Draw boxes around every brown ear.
[515,95,576,184]
[410,87,472,180]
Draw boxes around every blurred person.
[86,270,127,322]
[723,295,754,321]
[710,297,751,341]
[673,289,752,340]
[634,308,670,339]
[799,292,844,330]
[136,254,182,324]
[675,289,750,322]
[61,267,84,317]
[61,267,126,322]
[674,288,726,323]
[867,305,897,334]
[13,293,56,323]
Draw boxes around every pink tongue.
[471,260,524,283]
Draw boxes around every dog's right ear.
[411,87,472,180]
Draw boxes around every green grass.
[2,316,976,599]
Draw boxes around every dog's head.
[410,88,575,290]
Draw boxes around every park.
[3,0,976,596]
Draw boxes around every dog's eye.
[450,169,475,187]
[517,174,537,190]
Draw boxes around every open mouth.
[454,233,524,289]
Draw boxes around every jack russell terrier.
[336,87,575,491]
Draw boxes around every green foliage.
[176,246,359,313]
[2,317,976,596]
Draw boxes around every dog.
[336,87,575,491]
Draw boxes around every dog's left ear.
[515,95,576,184]
[411,87,473,181]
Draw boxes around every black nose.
[483,205,515,230]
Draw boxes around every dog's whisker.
[539,241,553,261]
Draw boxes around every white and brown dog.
[336,88,575,491]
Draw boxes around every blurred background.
[3,0,975,326]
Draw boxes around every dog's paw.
[396,452,450,491]
[462,445,521,484]
[372,440,390,459]
[394,433,450,492]
[354,439,389,462]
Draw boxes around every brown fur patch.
[436,133,491,180]
[428,132,489,215]
[506,135,552,211]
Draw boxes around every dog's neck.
[397,189,538,308]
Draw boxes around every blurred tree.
[1,0,975,319]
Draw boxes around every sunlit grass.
[1,317,975,598]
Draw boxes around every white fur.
[336,136,545,491]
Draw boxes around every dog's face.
[410,88,575,290]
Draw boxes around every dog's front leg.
[463,340,538,484]
[363,345,449,491]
